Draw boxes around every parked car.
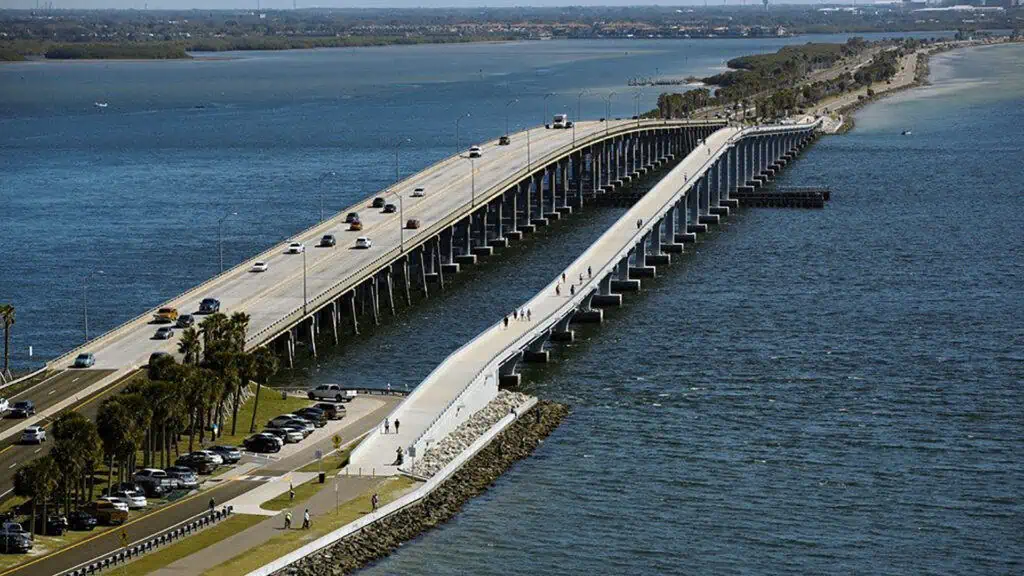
[9,401,34,418]
[32,515,67,536]
[175,454,217,475]
[345,212,360,223]
[411,187,425,198]
[315,403,345,420]
[244,433,282,453]
[85,501,128,526]
[499,135,511,145]
[20,425,45,444]
[154,307,178,323]
[67,511,98,531]
[73,353,96,368]
[176,314,195,328]
[0,522,33,553]
[283,418,315,437]
[264,427,303,444]
[307,384,347,402]
[97,497,130,513]
[406,219,421,230]
[165,466,200,489]
[349,221,363,231]
[109,489,146,510]
[198,298,220,314]
[287,242,305,254]
[296,407,327,428]
[209,445,242,464]
[319,234,337,248]
[382,203,397,214]
[267,414,301,428]
[154,326,175,340]
[134,468,178,493]
[468,145,482,158]
[191,450,224,466]
[0,398,8,413]
[148,351,171,366]
[354,237,372,249]
[371,197,386,208]
[251,261,269,273]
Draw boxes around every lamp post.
[526,127,532,171]
[394,138,410,183]
[604,92,616,135]
[455,112,470,155]
[302,247,307,316]
[633,90,643,128]
[218,211,238,274]
[317,171,337,223]
[83,270,105,342]
[543,93,554,126]
[469,156,477,206]
[504,98,518,137]
[393,193,405,251]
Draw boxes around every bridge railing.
[402,121,820,456]
[244,119,721,349]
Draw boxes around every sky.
[1,0,818,9]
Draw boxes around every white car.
[134,468,177,490]
[99,497,130,512]
[287,242,305,254]
[0,398,8,413]
[411,187,425,198]
[355,237,372,249]
[110,489,147,509]
[468,145,482,158]
[20,426,46,444]
[266,427,304,444]
[193,449,224,466]
[251,261,268,273]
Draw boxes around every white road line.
[8,462,16,469]
[48,389,57,395]
[72,377,80,383]
[34,448,42,454]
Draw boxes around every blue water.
[3,34,1022,575]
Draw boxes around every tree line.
[12,312,279,535]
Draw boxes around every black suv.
[67,511,98,531]
[382,203,397,214]
[345,212,360,223]
[9,401,35,418]
[319,234,337,248]
[198,298,220,314]
[244,434,281,454]
[371,197,386,208]
[296,407,327,428]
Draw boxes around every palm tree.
[51,412,101,515]
[97,398,136,487]
[249,346,279,433]
[177,327,202,365]
[14,455,59,536]
[198,313,229,362]
[228,311,251,353]
[0,304,14,379]
[231,352,255,436]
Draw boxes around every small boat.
[901,129,912,135]
[94,102,108,108]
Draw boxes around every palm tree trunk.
[30,498,37,538]
[106,455,113,495]
[249,382,262,433]
[2,325,9,376]
[231,388,242,436]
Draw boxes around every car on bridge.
[73,352,96,368]
[288,242,305,254]
[251,260,269,273]
[349,221,363,231]
[468,145,482,158]
[20,425,46,444]
[345,212,360,223]
[411,187,425,198]
[355,237,372,249]
[371,197,386,208]
[154,307,179,323]
[154,326,174,340]
[0,398,7,413]
[198,298,221,314]
[406,219,421,230]
[319,234,337,247]
[499,135,510,145]
[176,314,195,328]
[9,400,35,418]
[383,203,397,214]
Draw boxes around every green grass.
[260,477,324,512]
[0,524,116,571]
[296,442,358,473]
[131,514,264,575]
[203,476,419,576]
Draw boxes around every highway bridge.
[349,120,821,475]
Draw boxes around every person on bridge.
[303,509,311,530]
[395,419,400,434]
[504,316,509,329]
[384,418,390,434]
[372,493,379,511]
[570,285,576,296]
[284,511,292,530]
[527,309,532,321]
[395,446,404,466]
[555,285,561,297]
[209,497,216,514]
[637,218,643,229]
[588,266,592,278]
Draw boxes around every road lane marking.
[48,389,57,395]
[7,463,15,470]
[33,449,41,454]
[72,377,80,383]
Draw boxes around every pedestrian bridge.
[349,120,821,474]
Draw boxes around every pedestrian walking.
[637,218,643,229]
[371,493,379,511]
[504,316,509,329]
[302,509,311,530]
[570,285,576,296]
[284,511,292,530]
[579,273,583,283]
[527,309,532,321]
[208,497,216,514]
[561,272,566,283]
[384,418,390,434]
[556,285,561,296]
[289,482,295,502]
[588,266,592,278]
[395,419,400,434]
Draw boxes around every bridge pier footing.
[592,294,623,307]
[572,309,604,323]
[454,254,477,266]
[611,279,641,292]
[551,330,574,343]
[676,232,697,244]
[523,350,550,363]
[662,243,684,254]
[629,266,656,279]
[698,214,720,225]
[645,254,670,266]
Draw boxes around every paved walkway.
[150,476,383,576]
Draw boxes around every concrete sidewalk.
[150,475,383,576]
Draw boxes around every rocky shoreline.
[279,400,570,576]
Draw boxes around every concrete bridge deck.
[349,120,821,475]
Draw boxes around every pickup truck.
[0,522,32,553]
[307,384,357,403]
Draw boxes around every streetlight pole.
[470,156,476,206]
[526,127,531,171]
[505,98,518,137]
[634,90,643,128]
[394,138,410,183]
[577,90,587,126]
[317,171,337,223]
[302,248,307,316]
[217,211,237,274]
[83,270,105,342]
[393,193,405,252]
[543,93,554,126]
[604,92,616,135]
[455,112,470,155]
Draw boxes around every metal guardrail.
[59,506,234,576]
[243,119,721,350]
[406,121,821,453]
[0,367,48,391]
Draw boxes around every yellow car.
[349,221,363,231]
[154,307,179,323]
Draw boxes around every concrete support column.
[348,290,360,334]
[417,247,429,298]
